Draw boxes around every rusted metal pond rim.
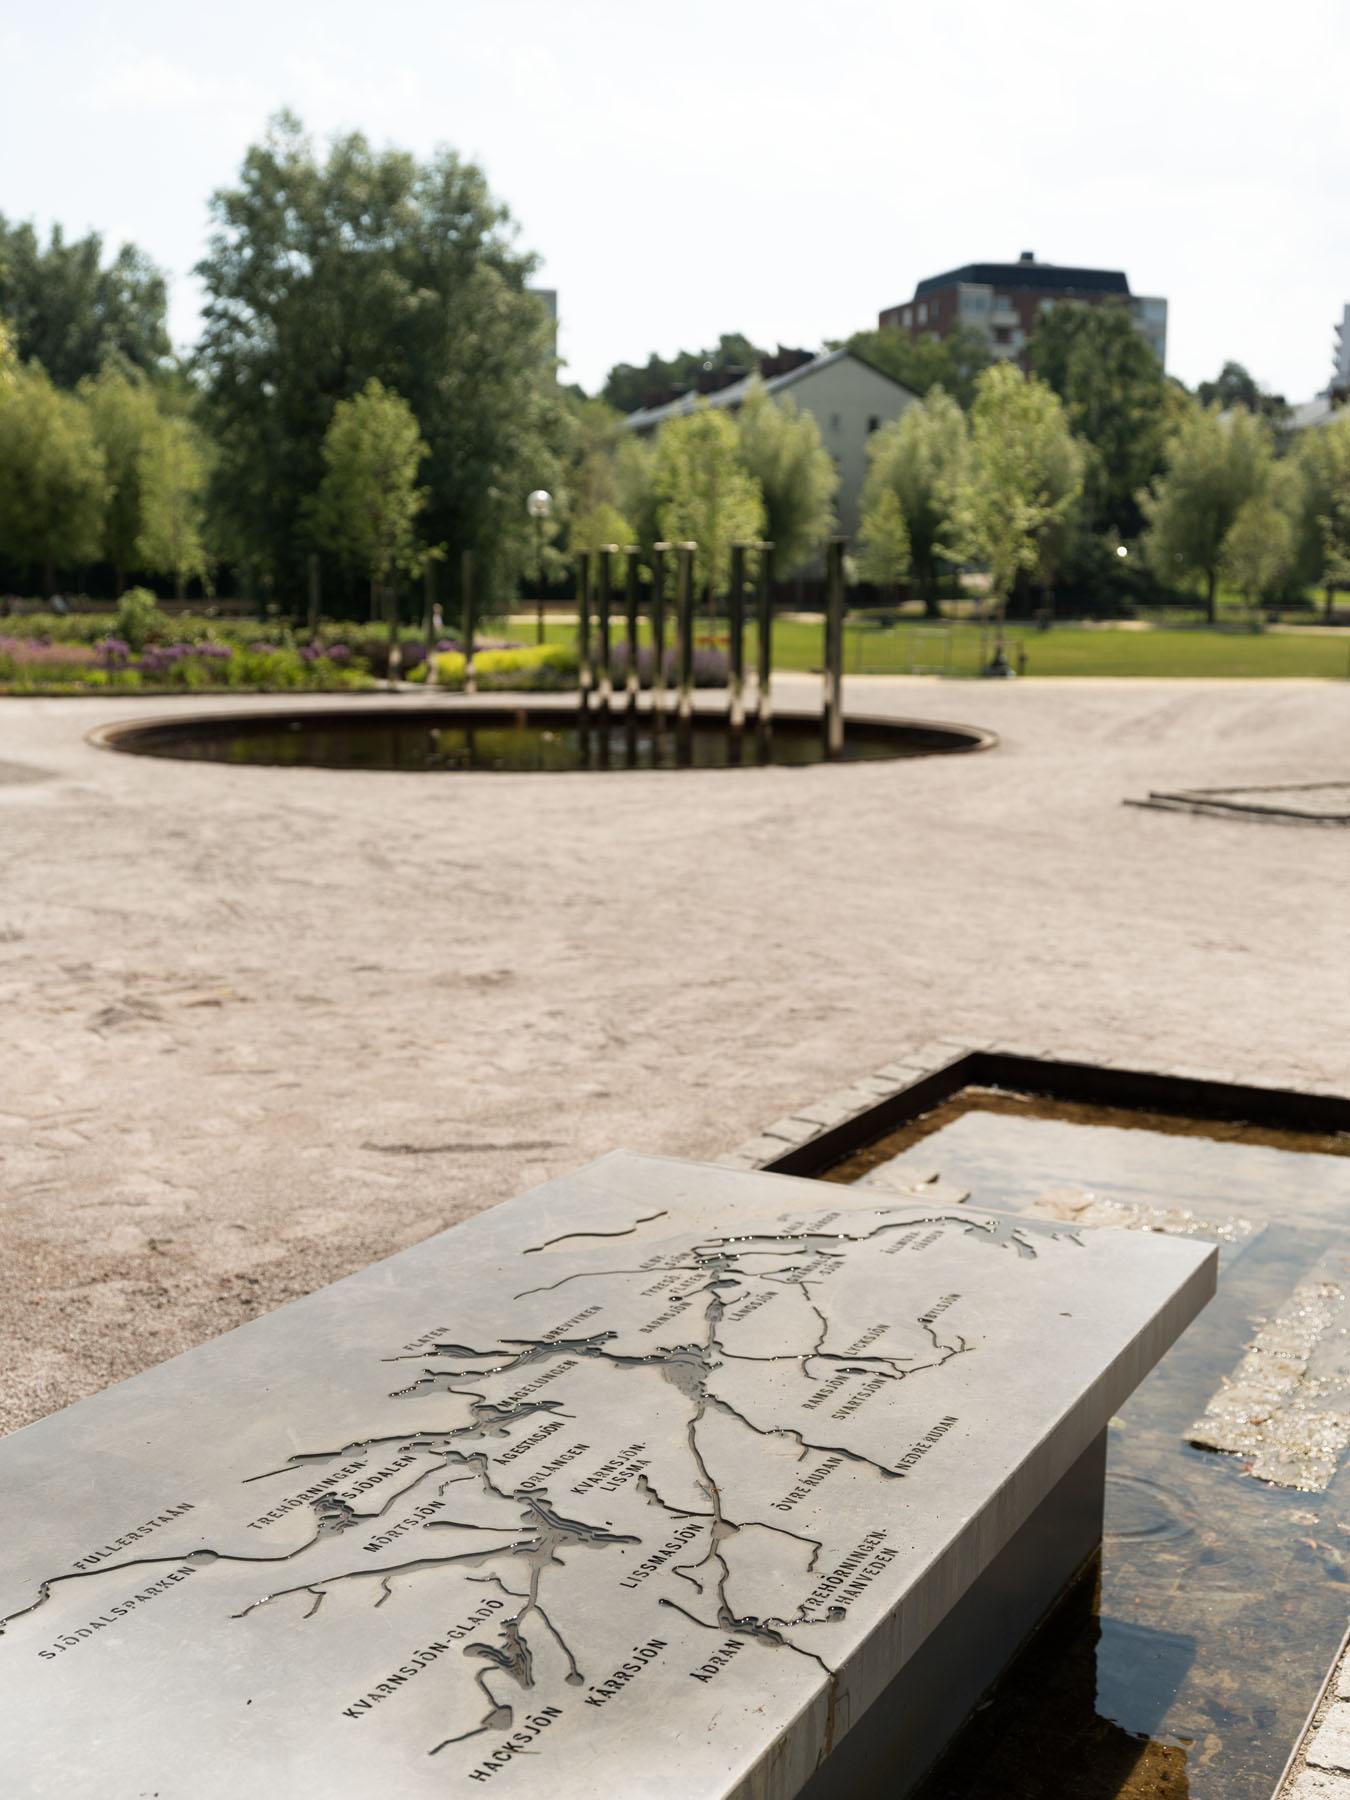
[85,699,999,771]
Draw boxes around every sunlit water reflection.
[829,1096,1350,1799]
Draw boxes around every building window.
[867,416,881,433]
[917,302,927,324]
[994,326,1011,345]
[902,306,912,327]
[829,413,841,432]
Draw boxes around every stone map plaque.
[0,1153,1216,1799]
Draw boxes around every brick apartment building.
[879,251,1168,371]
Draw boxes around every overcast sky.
[2,0,1345,401]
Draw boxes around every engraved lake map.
[0,1153,1214,1800]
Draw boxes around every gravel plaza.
[1,674,1346,1434]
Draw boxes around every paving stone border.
[1277,1628,1350,1798]
[717,1041,1350,1180]
[722,1042,1350,1795]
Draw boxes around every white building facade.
[622,348,918,546]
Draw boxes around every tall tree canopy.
[1029,302,1167,536]
[311,379,429,604]
[602,334,765,414]
[1141,403,1274,619]
[81,366,164,591]
[0,218,169,388]
[195,113,563,605]
[0,364,108,589]
[1220,476,1298,608]
[844,326,991,411]
[80,365,213,594]
[135,410,211,599]
[734,380,837,575]
[858,387,967,613]
[956,365,1084,613]
[1195,359,1289,419]
[1294,416,1350,614]
[651,408,764,602]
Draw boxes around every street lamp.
[527,490,552,645]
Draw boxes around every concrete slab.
[0,1151,1215,1799]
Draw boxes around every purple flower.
[95,636,132,668]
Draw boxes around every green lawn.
[504,615,1350,681]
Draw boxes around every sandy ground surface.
[1,676,1347,1434]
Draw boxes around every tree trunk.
[1205,568,1217,624]
[115,568,126,599]
[921,565,941,620]
[1326,584,1336,624]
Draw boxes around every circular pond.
[90,704,995,773]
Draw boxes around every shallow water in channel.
[833,1095,1350,1799]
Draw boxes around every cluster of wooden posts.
[382,534,851,758]
[571,535,849,759]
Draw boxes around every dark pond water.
[94,705,989,772]
[829,1093,1350,1800]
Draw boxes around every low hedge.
[420,643,579,691]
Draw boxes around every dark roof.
[914,262,1131,299]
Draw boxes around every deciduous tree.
[81,365,162,593]
[1220,483,1297,609]
[734,380,836,575]
[1141,403,1273,620]
[0,217,169,388]
[1029,301,1167,536]
[1293,416,1350,617]
[845,326,991,411]
[858,387,966,613]
[137,411,211,599]
[857,487,911,591]
[603,334,764,415]
[956,365,1084,620]
[651,407,764,608]
[568,502,637,560]
[0,365,107,591]
[310,378,429,609]
[195,114,562,608]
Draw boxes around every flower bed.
[0,632,370,695]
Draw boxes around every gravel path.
[1,676,1346,1433]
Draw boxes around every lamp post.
[526,490,552,646]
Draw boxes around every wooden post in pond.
[306,553,320,640]
[596,544,615,714]
[823,536,846,759]
[387,582,403,686]
[675,542,696,761]
[423,560,436,649]
[576,549,593,719]
[651,542,669,720]
[755,540,775,743]
[728,542,747,735]
[624,546,641,709]
[461,550,476,695]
